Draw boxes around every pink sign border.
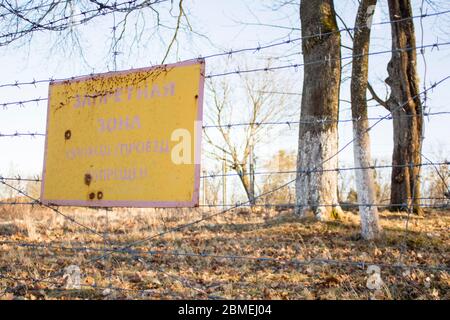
[40,58,205,208]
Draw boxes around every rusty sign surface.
[41,59,205,207]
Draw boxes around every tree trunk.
[235,163,255,206]
[295,0,342,220]
[385,0,423,214]
[351,0,381,240]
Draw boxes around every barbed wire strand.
[1,111,450,135]
[1,161,448,184]
[0,179,111,241]
[0,10,448,89]
[1,241,448,273]
[0,200,448,208]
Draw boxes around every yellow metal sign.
[41,59,204,207]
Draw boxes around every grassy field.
[0,205,448,300]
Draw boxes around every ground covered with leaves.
[0,205,448,300]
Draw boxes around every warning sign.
[41,59,204,207]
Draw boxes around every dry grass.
[0,204,448,300]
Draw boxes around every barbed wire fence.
[0,3,449,299]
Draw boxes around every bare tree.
[385,0,423,214]
[351,0,381,239]
[0,0,192,65]
[204,71,291,205]
[295,0,342,220]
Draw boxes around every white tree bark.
[353,130,381,239]
[296,0,342,220]
[296,128,340,220]
[351,0,381,239]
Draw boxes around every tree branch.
[368,82,390,111]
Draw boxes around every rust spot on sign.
[88,192,95,200]
[64,130,71,140]
[97,191,103,200]
[84,173,92,186]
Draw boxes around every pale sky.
[0,0,449,199]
